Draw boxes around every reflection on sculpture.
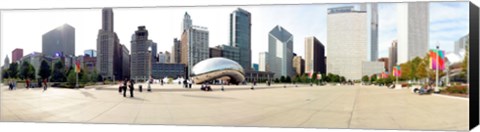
[191,57,245,84]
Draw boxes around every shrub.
[443,85,468,94]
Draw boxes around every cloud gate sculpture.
[191,57,245,84]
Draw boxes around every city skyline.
[0,2,468,66]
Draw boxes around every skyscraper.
[268,25,294,78]
[360,3,379,61]
[96,8,123,80]
[388,40,398,73]
[171,38,181,63]
[229,8,252,70]
[292,56,305,76]
[397,2,429,64]
[182,12,192,32]
[304,36,326,74]
[12,48,23,63]
[187,26,209,74]
[3,55,10,69]
[259,52,269,72]
[327,6,368,80]
[131,26,155,81]
[121,44,130,79]
[42,24,75,57]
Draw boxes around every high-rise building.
[130,26,155,81]
[12,48,23,63]
[397,2,429,64]
[304,36,326,74]
[360,3,379,61]
[292,56,305,76]
[84,49,96,57]
[229,8,252,70]
[187,26,209,76]
[388,40,398,72]
[96,8,124,80]
[268,25,294,78]
[327,6,368,80]
[454,34,468,54]
[259,52,269,72]
[219,45,240,62]
[180,31,189,65]
[121,45,130,79]
[171,38,182,63]
[158,51,171,63]
[42,24,75,57]
[3,55,10,69]
[182,12,192,32]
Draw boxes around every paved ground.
[0,84,469,131]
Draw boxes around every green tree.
[2,69,9,79]
[280,76,286,83]
[285,76,291,83]
[67,69,77,87]
[362,75,369,83]
[51,61,66,82]
[38,60,52,80]
[370,74,377,82]
[8,62,19,78]
[19,61,35,80]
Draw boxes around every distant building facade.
[171,38,182,63]
[42,24,75,57]
[130,26,156,81]
[327,6,368,80]
[12,48,24,63]
[229,8,252,70]
[151,63,186,79]
[304,36,326,74]
[378,57,389,72]
[388,40,398,73]
[84,49,97,57]
[96,8,125,80]
[267,25,294,79]
[292,56,305,76]
[454,34,468,54]
[397,2,429,64]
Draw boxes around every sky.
[0,1,469,65]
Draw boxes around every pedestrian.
[8,79,13,90]
[161,79,164,86]
[129,79,135,98]
[188,79,192,88]
[183,79,188,88]
[26,79,30,89]
[43,79,48,91]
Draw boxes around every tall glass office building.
[229,8,252,70]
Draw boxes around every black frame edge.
[469,1,479,131]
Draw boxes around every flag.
[75,61,81,73]
[393,66,401,77]
[429,49,445,70]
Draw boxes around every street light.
[147,46,152,92]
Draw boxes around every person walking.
[129,79,135,98]
[8,79,13,90]
[43,79,48,91]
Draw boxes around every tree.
[285,76,291,83]
[67,69,77,87]
[362,75,369,83]
[38,60,52,80]
[2,69,9,79]
[280,76,286,83]
[51,61,66,82]
[370,74,377,82]
[8,62,19,78]
[19,61,35,80]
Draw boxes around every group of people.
[7,79,48,91]
[119,78,135,98]
[183,79,193,88]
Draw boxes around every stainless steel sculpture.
[191,57,245,84]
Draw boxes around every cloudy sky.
[0,1,469,65]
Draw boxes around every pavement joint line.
[85,95,130,123]
[297,93,343,127]
[347,86,361,128]
[133,93,148,124]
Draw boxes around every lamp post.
[147,47,152,92]
[435,45,440,93]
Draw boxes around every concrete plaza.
[0,84,469,131]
